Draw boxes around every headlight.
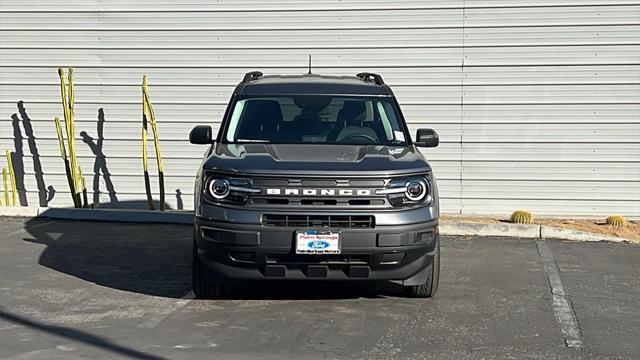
[204,175,260,204]
[376,175,432,206]
[405,179,428,202]
[210,179,231,199]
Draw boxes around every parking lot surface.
[0,217,638,359]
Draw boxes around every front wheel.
[192,240,224,299]
[404,239,440,298]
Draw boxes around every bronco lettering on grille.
[265,188,372,196]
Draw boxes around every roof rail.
[242,71,263,83]
[356,72,384,85]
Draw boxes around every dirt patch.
[537,218,639,242]
[441,215,640,242]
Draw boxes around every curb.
[439,222,540,238]
[1,206,635,243]
[0,206,40,217]
[539,225,628,243]
[440,222,633,243]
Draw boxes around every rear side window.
[224,95,408,146]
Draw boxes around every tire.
[192,240,224,299]
[404,239,440,298]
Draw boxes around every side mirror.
[415,128,439,148]
[189,125,214,144]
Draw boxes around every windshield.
[223,95,409,146]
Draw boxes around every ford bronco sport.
[189,71,440,298]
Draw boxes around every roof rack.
[242,71,263,83]
[356,72,384,85]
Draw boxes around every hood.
[203,143,431,176]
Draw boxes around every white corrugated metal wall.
[0,0,639,216]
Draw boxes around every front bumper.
[194,216,439,284]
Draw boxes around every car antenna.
[308,55,312,74]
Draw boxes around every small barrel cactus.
[511,210,534,224]
[605,215,628,227]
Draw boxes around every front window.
[223,95,409,146]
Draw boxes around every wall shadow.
[175,189,184,210]
[80,108,117,206]
[24,213,191,298]
[10,101,53,206]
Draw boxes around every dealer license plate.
[295,230,341,254]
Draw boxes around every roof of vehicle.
[234,72,393,96]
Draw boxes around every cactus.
[5,151,17,206]
[511,209,534,224]
[605,215,628,227]
[56,67,83,208]
[142,75,165,211]
[2,168,8,206]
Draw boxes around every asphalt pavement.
[0,217,638,359]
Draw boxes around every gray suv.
[189,72,440,298]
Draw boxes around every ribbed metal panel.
[1,1,638,216]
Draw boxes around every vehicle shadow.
[23,214,406,301]
[23,215,192,299]
[223,280,404,300]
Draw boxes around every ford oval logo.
[308,240,330,249]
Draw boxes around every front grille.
[262,214,375,228]
[247,176,391,209]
